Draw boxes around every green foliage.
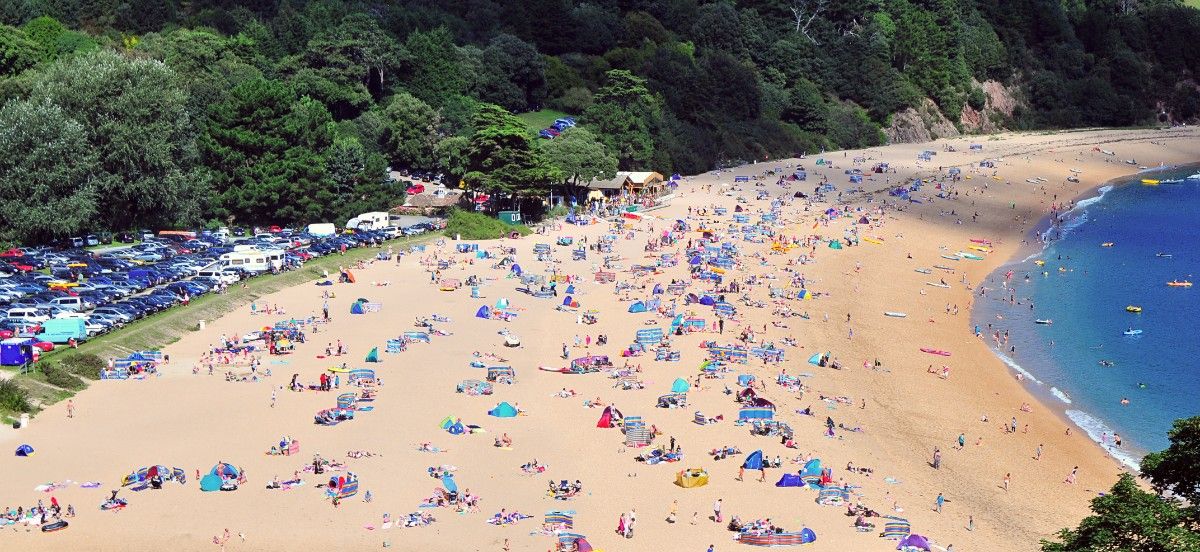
[381,91,440,170]
[59,354,105,380]
[1042,416,1200,552]
[0,99,96,245]
[0,379,31,413]
[40,362,86,391]
[0,0,1198,239]
[28,49,210,231]
[1141,416,1200,505]
[540,127,617,186]
[463,104,557,196]
[443,208,531,240]
[0,24,43,77]
[582,70,660,170]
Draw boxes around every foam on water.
[992,349,1043,386]
[1050,387,1072,404]
[1066,409,1142,470]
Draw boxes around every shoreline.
[2,128,1199,551]
[969,162,1200,472]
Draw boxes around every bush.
[443,208,532,240]
[40,362,86,391]
[59,353,105,380]
[0,379,32,413]
[967,86,987,111]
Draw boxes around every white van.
[50,296,86,312]
[220,249,286,273]
[347,211,389,231]
[6,307,49,323]
[196,267,239,285]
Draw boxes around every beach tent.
[344,271,356,283]
[827,240,842,249]
[675,468,709,488]
[671,378,690,393]
[200,462,242,492]
[488,402,518,418]
[776,473,804,487]
[495,298,510,309]
[596,406,621,428]
[510,264,522,276]
[364,347,379,363]
[628,301,647,313]
[737,374,755,387]
[14,444,33,456]
[475,305,491,319]
[897,534,931,551]
[742,450,764,470]
[808,353,822,365]
[350,301,365,314]
[699,295,716,306]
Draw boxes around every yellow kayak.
[1101,242,1114,247]
[1141,179,1159,186]
[1034,260,1045,266]
[1126,305,1142,313]
[968,245,991,253]
[863,237,884,245]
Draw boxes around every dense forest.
[1,0,1200,242]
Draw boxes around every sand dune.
[2,127,1197,552]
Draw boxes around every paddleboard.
[926,282,950,288]
[914,268,932,274]
[940,255,960,261]
[884,312,908,318]
[863,237,884,245]
[920,348,951,356]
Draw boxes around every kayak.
[41,521,68,532]
[933,265,956,272]
[1123,329,1143,336]
[1101,242,1114,247]
[863,237,884,245]
[1167,280,1192,287]
[914,268,932,274]
[926,282,950,288]
[1035,319,1053,325]
[884,312,908,318]
[968,245,992,253]
[1034,260,1045,266]
[940,255,960,261]
[920,348,951,357]
[969,238,992,245]
[956,252,984,260]
[1141,179,1160,186]
[1126,305,1142,313]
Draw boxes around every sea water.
[973,166,1200,468]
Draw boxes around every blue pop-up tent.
[671,378,690,393]
[14,444,33,457]
[488,402,518,417]
[476,305,491,319]
[775,473,804,487]
[742,450,764,470]
[628,301,647,313]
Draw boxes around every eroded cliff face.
[886,81,1022,143]
[886,98,960,143]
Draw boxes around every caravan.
[346,212,389,231]
[219,248,286,274]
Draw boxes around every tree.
[402,27,472,108]
[282,13,404,119]
[582,69,662,170]
[477,34,547,112]
[28,49,210,230]
[21,16,96,60]
[381,91,440,170]
[435,135,471,184]
[463,104,556,196]
[541,127,617,187]
[0,99,97,244]
[1141,416,1200,505]
[1041,473,1200,552]
[0,24,43,77]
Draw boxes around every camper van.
[346,212,389,231]
[219,249,286,274]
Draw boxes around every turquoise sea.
[972,165,1200,468]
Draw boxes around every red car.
[0,329,13,339]
[33,341,55,352]
[0,248,23,258]
[269,225,283,233]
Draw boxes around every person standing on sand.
[1003,473,1010,492]
[935,493,944,513]
[667,500,678,523]
[957,433,965,449]
[1035,444,1043,460]
[66,400,74,419]
[1065,466,1078,484]
[713,499,722,522]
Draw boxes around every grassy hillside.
[516,109,571,133]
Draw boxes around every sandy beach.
[2,127,1198,552]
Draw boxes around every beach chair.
[623,416,652,447]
